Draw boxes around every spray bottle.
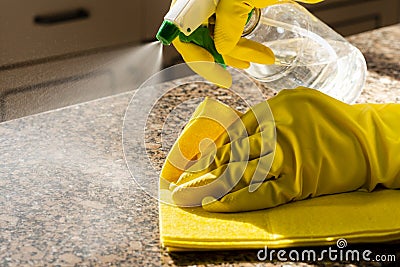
[156,0,367,103]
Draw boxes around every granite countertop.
[1,24,399,266]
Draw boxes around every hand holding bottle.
[161,0,322,87]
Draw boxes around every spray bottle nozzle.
[156,20,180,45]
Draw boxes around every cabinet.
[0,0,175,121]
[0,0,171,67]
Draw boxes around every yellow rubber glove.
[170,88,400,212]
[171,0,322,88]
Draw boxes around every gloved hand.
[168,88,400,212]
[171,0,323,88]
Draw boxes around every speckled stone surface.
[1,25,400,266]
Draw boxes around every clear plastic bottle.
[243,1,367,103]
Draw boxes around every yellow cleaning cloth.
[159,91,400,251]
[160,189,400,250]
